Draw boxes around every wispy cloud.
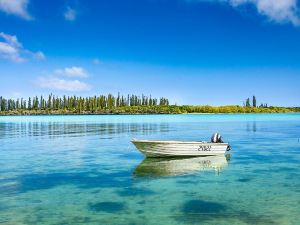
[36,66,91,92]
[0,32,45,63]
[64,6,77,21]
[93,58,103,65]
[37,77,91,92]
[191,0,300,26]
[34,51,46,60]
[55,66,88,78]
[0,0,32,20]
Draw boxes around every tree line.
[0,94,169,113]
[0,94,299,115]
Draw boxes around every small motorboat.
[131,133,230,157]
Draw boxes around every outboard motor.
[211,133,223,143]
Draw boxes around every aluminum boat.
[131,133,230,157]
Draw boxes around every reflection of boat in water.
[134,155,230,177]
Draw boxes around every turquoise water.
[0,114,299,225]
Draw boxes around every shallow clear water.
[0,114,299,225]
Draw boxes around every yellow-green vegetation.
[0,94,299,115]
[179,105,299,113]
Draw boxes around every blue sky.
[0,0,300,106]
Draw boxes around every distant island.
[0,94,299,115]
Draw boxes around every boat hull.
[132,140,229,157]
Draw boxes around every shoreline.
[1,112,299,117]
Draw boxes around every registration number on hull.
[198,145,212,151]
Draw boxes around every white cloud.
[37,77,91,92]
[64,6,77,21]
[0,41,22,62]
[0,0,32,20]
[191,0,300,26]
[0,32,45,63]
[55,66,88,78]
[230,0,300,25]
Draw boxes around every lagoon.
[0,114,300,224]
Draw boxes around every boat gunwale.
[131,139,228,145]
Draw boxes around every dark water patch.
[136,210,144,214]
[138,200,146,205]
[9,171,131,193]
[176,200,277,224]
[182,200,226,214]
[29,199,43,204]
[176,198,278,225]
[175,202,226,223]
[176,179,199,185]
[237,178,252,182]
[89,202,126,213]
[118,187,155,197]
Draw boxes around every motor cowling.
[211,133,223,143]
